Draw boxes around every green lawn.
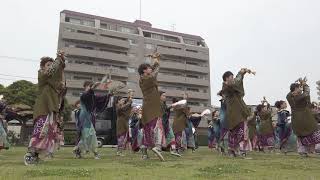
[0,147,319,180]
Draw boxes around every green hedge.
[64,131,77,145]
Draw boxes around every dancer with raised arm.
[24,51,66,165]
[256,97,275,152]
[73,81,112,159]
[221,68,254,157]
[116,90,133,156]
[138,52,165,161]
[286,77,320,157]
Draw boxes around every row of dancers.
[0,50,319,165]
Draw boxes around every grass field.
[0,147,320,180]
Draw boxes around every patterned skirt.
[175,131,187,150]
[130,124,142,152]
[164,126,176,149]
[117,131,129,150]
[258,133,275,148]
[228,121,251,151]
[298,129,320,146]
[28,113,57,153]
[141,117,165,149]
[77,123,98,153]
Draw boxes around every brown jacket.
[222,71,250,130]
[116,98,133,136]
[258,111,274,135]
[139,61,161,125]
[33,57,65,119]
[286,85,318,136]
[173,106,188,134]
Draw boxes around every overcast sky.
[0,0,319,106]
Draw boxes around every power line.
[0,55,38,62]
[0,73,36,80]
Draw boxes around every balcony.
[186,64,209,73]
[62,32,130,49]
[189,105,207,113]
[158,88,209,100]
[185,77,210,87]
[157,46,184,57]
[158,74,186,84]
[65,63,129,78]
[185,51,209,61]
[187,91,210,100]
[160,61,185,70]
[62,47,129,63]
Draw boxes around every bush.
[64,130,77,145]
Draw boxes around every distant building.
[58,10,211,114]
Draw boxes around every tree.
[0,80,37,107]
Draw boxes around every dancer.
[73,81,111,159]
[159,91,181,157]
[116,90,133,156]
[129,106,143,152]
[247,111,258,151]
[172,97,188,154]
[275,100,292,154]
[221,68,254,157]
[24,52,66,165]
[208,110,219,150]
[256,98,275,152]
[286,77,320,157]
[138,52,165,161]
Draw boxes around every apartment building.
[58,10,211,113]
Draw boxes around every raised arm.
[151,53,160,78]
[46,52,65,76]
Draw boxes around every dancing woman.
[256,98,275,152]
[73,81,111,159]
[286,77,320,157]
[24,52,66,165]
[221,68,254,157]
[275,100,292,154]
[138,52,165,161]
[116,90,133,156]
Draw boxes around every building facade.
[317,81,320,100]
[58,10,211,113]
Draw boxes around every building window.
[127,67,136,73]
[164,35,179,43]
[151,33,164,40]
[65,17,94,27]
[75,44,94,50]
[77,30,95,35]
[74,76,92,80]
[67,17,81,25]
[100,23,116,31]
[186,49,198,53]
[65,27,76,32]
[184,39,197,46]
[119,26,134,34]
[82,20,95,27]
[74,60,94,65]
[128,53,136,58]
[65,42,76,48]
[187,88,199,92]
[145,43,154,49]
[129,39,137,45]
